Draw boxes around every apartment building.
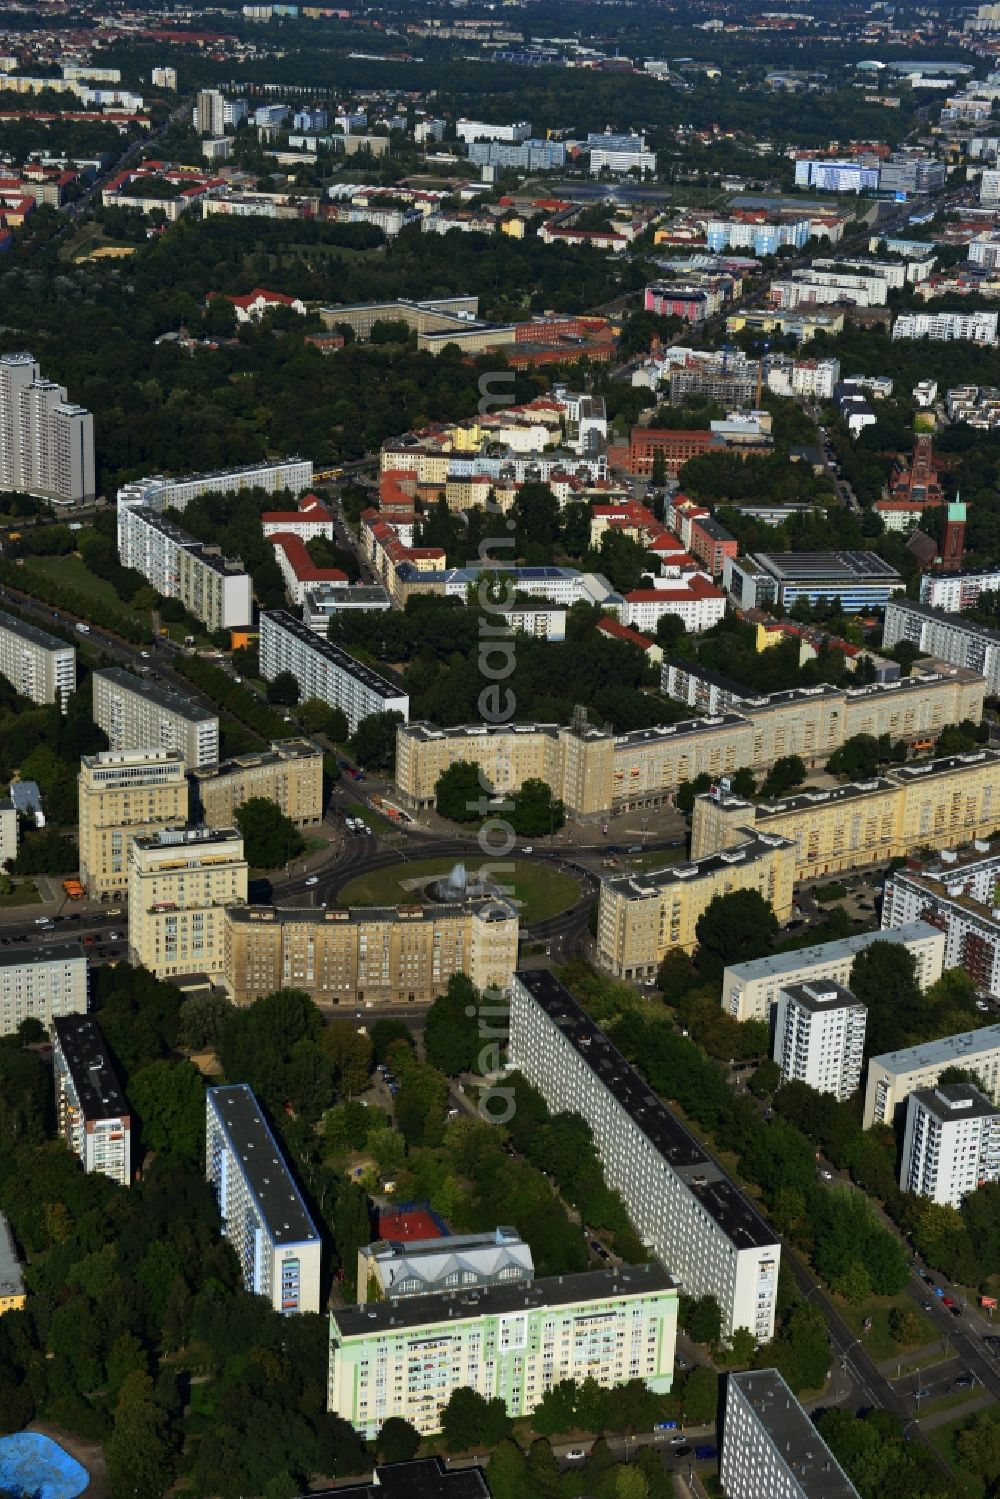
[864,1024,1000,1128]
[720,923,945,1024]
[597,830,796,976]
[884,596,1000,694]
[0,941,87,1036]
[921,567,1000,612]
[195,88,226,136]
[224,898,519,1006]
[901,1083,1000,1207]
[893,310,998,344]
[720,1369,861,1499]
[509,969,780,1339]
[0,609,75,710]
[773,980,867,1100]
[328,1262,677,1439]
[78,749,189,899]
[261,493,334,542]
[771,272,888,310]
[128,826,248,979]
[192,739,323,830]
[357,1228,533,1305]
[52,1015,131,1186]
[116,456,312,519]
[396,671,986,824]
[206,1084,321,1314]
[692,749,1000,881]
[259,610,408,735]
[117,504,252,631]
[0,1212,25,1317]
[0,352,95,503]
[882,843,1000,996]
[618,574,727,634]
[93,667,219,769]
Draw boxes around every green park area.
[337,856,579,924]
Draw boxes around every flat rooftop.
[309,1456,488,1498]
[782,979,861,1012]
[0,607,72,655]
[723,922,943,985]
[0,939,85,970]
[194,739,320,780]
[95,666,218,724]
[727,1369,861,1498]
[333,1260,674,1338]
[870,1022,1000,1076]
[208,1084,320,1246]
[0,1211,24,1302]
[53,1015,128,1121]
[514,969,778,1251]
[603,829,794,898]
[230,898,516,926]
[754,550,902,584]
[615,711,750,750]
[914,1082,999,1122]
[262,610,406,702]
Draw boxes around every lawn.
[926,1414,986,1497]
[624,846,689,872]
[337,856,579,925]
[23,555,212,644]
[840,1295,938,1363]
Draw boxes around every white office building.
[774,979,867,1101]
[52,1015,131,1186]
[206,1084,321,1314]
[0,352,95,504]
[116,456,312,519]
[721,923,945,1024]
[883,596,1000,694]
[259,610,408,734]
[509,969,780,1341]
[455,119,532,144]
[117,505,252,630]
[721,1368,861,1499]
[0,941,87,1036]
[93,666,219,768]
[893,310,999,344]
[901,1083,1000,1208]
[0,609,75,711]
[587,131,656,175]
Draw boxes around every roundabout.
[335,854,581,925]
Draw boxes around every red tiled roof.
[597,616,656,650]
[269,532,347,585]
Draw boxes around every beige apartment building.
[192,739,324,830]
[692,749,1000,881]
[78,749,189,899]
[128,827,248,979]
[223,898,519,1007]
[596,830,796,978]
[396,670,987,824]
[94,667,219,769]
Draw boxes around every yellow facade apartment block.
[192,738,324,829]
[691,748,1000,880]
[78,749,189,900]
[224,898,519,1007]
[596,830,796,978]
[128,827,248,979]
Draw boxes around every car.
[627,844,642,853]
[676,1357,688,1369]
[950,1304,963,1317]
[915,1387,932,1400]
[977,1000,990,1011]
[565,1450,585,1462]
[34,917,51,926]
[820,1170,833,1180]
[694,1445,718,1462]
[934,1286,945,1298]
[305,876,319,886]
[83,935,95,946]
[140,650,150,659]
[672,1445,692,1459]
[954,1375,974,1389]
[923,1301,933,1312]
[523,845,533,854]
[922,1272,936,1285]
[943,1296,956,1308]
[108,932,120,941]
[670,1434,687,1446]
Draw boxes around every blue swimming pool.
[0,1432,89,1499]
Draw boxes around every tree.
[370,1018,413,1063]
[129,1060,204,1161]
[266,670,300,706]
[850,942,924,1054]
[424,975,482,1076]
[956,1411,1000,1483]
[179,992,232,1049]
[655,612,687,653]
[512,481,561,552]
[485,1439,529,1499]
[685,1294,722,1346]
[376,1416,420,1464]
[762,755,807,797]
[322,1020,372,1097]
[440,1386,512,1451]
[657,948,699,1003]
[695,889,778,980]
[511,777,564,837]
[300,698,348,741]
[349,709,404,772]
[235,796,305,869]
[827,733,880,780]
[435,760,485,824]
[681,1366,718,1425]
[531,1379,578,1436]
[749,1059,782,1099]
[888,1306,922,1346]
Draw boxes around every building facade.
[192,739,323,830]
[259,610,409,734]
[721,923,945,1024]
[884,596,1000,695]
[721,1368,861,1499]
[0,941,87,1037]
[357,1228,533,1305]
[117,504,252,631]
[509,970,781,1340]
[78,749,189,899]
[93,667,219,769]
[774,980,867,1100]
[0,1212,25,1317]
[328,1262,677,1439]
[864,1024,1000,1129]
[0,352,95,503]
[882,843,1000,998]
[901,1083,1000,1208]
[206,1084,321,1313]
[224,898,519,1006]
[128,826,248,978]
[116,456,312,519]
[0,608,75,711]
[52,1015,131,1186]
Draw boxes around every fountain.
[429,860,494,903]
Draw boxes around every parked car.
[695,1445,718,1462]
[305,875,318,886]
[565,1450,585,1462]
